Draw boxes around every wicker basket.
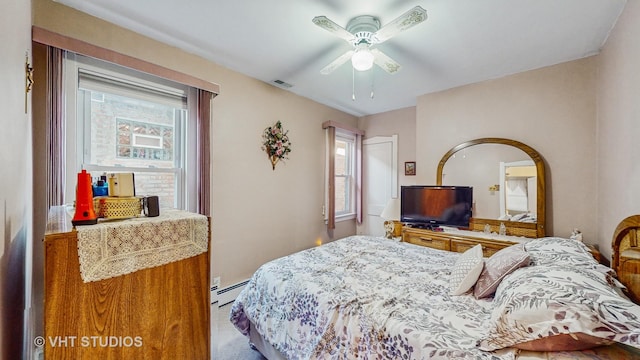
[93,196,143,219]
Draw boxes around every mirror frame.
[436,138,545,238]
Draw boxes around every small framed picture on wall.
[405,161,416,176]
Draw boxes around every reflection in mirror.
[436,138,545,238]
[441,144,535,221]
[500,160,536,222]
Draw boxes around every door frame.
[363,135,399,199]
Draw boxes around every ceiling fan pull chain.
[352,66,356,101]
[370,69,375,99]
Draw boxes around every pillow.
[473,244,530,299]
[524,237,617,279]
[479,265,640,351]
[449,244,484,295]
[510,213,528,221]
[524,237,599,268]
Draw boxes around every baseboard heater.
[211,279,249,307]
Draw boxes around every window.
[117,118,173,159]
[334,132,356,217]
[64,54,198,211]
[323,121,363,229]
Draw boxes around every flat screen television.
[400,185,473,228]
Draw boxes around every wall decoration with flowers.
[261,120,292,170]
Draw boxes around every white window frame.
[334,131,356,221]
[63,53,198,211]
[132,133,163,149]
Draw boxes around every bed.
[230,230,640,359]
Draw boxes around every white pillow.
[450,244,484,295]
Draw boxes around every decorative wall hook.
[25,52,34,113]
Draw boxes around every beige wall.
[0,0,33,358]
[30,0,640,285]
[415,58,598,244]
[32,0,358,287]
[358,106,418,189]
[597,1,640,260]
[357,107,417,234]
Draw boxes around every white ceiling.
[57,0,626,117]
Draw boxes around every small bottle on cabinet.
[499,222,507,236]
[92,174,109,197]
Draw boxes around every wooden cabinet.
[403,230,451,251]
[402,227,518,257]
[450,238,511,257]
[402,226,603,262]
[585,244,602,264]
[44,206,210,360]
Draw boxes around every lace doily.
[75,209,208,283]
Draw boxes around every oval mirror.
[436,138,545,238]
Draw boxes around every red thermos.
[72,169,98,226]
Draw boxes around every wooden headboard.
[612,215,640,303]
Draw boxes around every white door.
[360,135,398,236]
[499,160,536,218]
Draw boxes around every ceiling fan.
[312,6,427,75]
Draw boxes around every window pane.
[335,176,347,213]
[133,171,177,209]
[88,170,177,209]
[68,53,196,211]
[335,140,347,176]
[334,134,355,216]
[84,89,179,169]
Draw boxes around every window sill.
[335,213,356,222]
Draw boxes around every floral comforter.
[230,235,515,360]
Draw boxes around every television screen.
[400,186,473,228]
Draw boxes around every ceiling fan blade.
[312,16,355,43]
[320,50,354,75]
[371,48,401,74]
[372,6,427,44]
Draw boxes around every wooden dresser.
[402,227,525,257]
[402,225,602,262]
[43,206,211,359]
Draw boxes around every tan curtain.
[326,126,336,230]
[197,90,213,216]
[323,121,364,230]
[47,46,65,208]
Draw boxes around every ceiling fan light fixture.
[351,46,374,71]
[314,6,426,75]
